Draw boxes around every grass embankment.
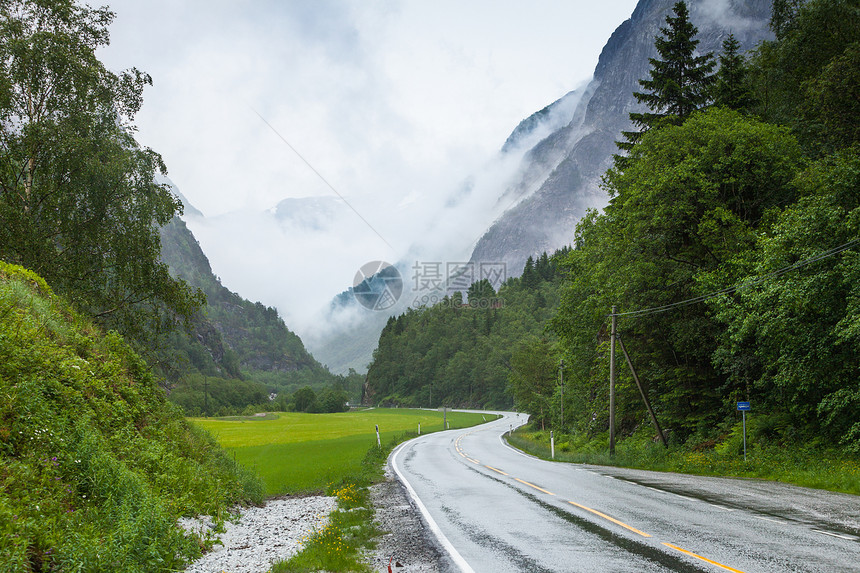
[0,262,264,573]
[508,425,860,495]
[192,408,490,495]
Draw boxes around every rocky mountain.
[470,0,774,274]
[157,180,331,387]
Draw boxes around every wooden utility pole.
[618,337,667,447]
[559,359,565,429]
[610,306,617,456]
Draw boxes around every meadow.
[191,408,493,495]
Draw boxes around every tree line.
[364,249,568,408]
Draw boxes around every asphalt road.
[390,411,860,572]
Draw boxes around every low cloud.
[100,1,640,347]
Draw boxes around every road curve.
[390,411,860,572]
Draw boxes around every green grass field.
[190,408,493,495]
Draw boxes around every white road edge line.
[707,503,735,511]
[753,516,784,524]
[497,416,537,460]
[390,440,476,573]
[811,529,857,541]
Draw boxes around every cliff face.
[470,0,773,274]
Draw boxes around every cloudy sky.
[98,0,638,339]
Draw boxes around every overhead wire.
[609,237,860,318]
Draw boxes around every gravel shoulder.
[179,449,459,573]
[179,471,454,573]
[365,468,457,573]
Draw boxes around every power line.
[610,237,860,318]
[249,106,395,252]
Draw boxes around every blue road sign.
[737,401,751,411]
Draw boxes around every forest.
[366,0,860,452]
[365,251,567,409]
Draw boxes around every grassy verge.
[191,409,490,495]
[508,426,860,495]
[269,441,394,573]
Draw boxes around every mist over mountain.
[157,178,333,384]
[470,0,773,275]
[157,0,775,376]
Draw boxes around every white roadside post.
[551,430,555,459]
[376,424,381,448]
[418,422,421,435]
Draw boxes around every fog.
[98,0,639,344]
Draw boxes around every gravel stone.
[178,468,458,572]
[179,495,336,573]
[366,469,457,573]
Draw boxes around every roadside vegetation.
[189,408,495,572]
[509,425,860,495]
[0,262,264,571]
[269,444,391,573]
[540,0,860,475]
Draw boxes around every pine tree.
[714,34,755,111]
[521,256,538,289]
[617,1,715,153]
[536,251,551,281]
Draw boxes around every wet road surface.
[390,412,860,572]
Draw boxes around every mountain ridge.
[470,0,773,275]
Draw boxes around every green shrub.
[0,262,264,572]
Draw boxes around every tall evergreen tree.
[713,34,755,111]
[536,251,552,281]
[617,1,715,153]
[521,256,538,289]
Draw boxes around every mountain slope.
[155,187,342,411]
[160,216,317,374]
[0,261,262,571]
[470,0,773,274]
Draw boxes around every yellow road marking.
[515,478,555,496]
[568,501,651,538]
[484,465,508,476]
[466,457,480,464]
[662,543,747,573]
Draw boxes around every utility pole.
[559,359,565,429]
[610,306,617,456]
